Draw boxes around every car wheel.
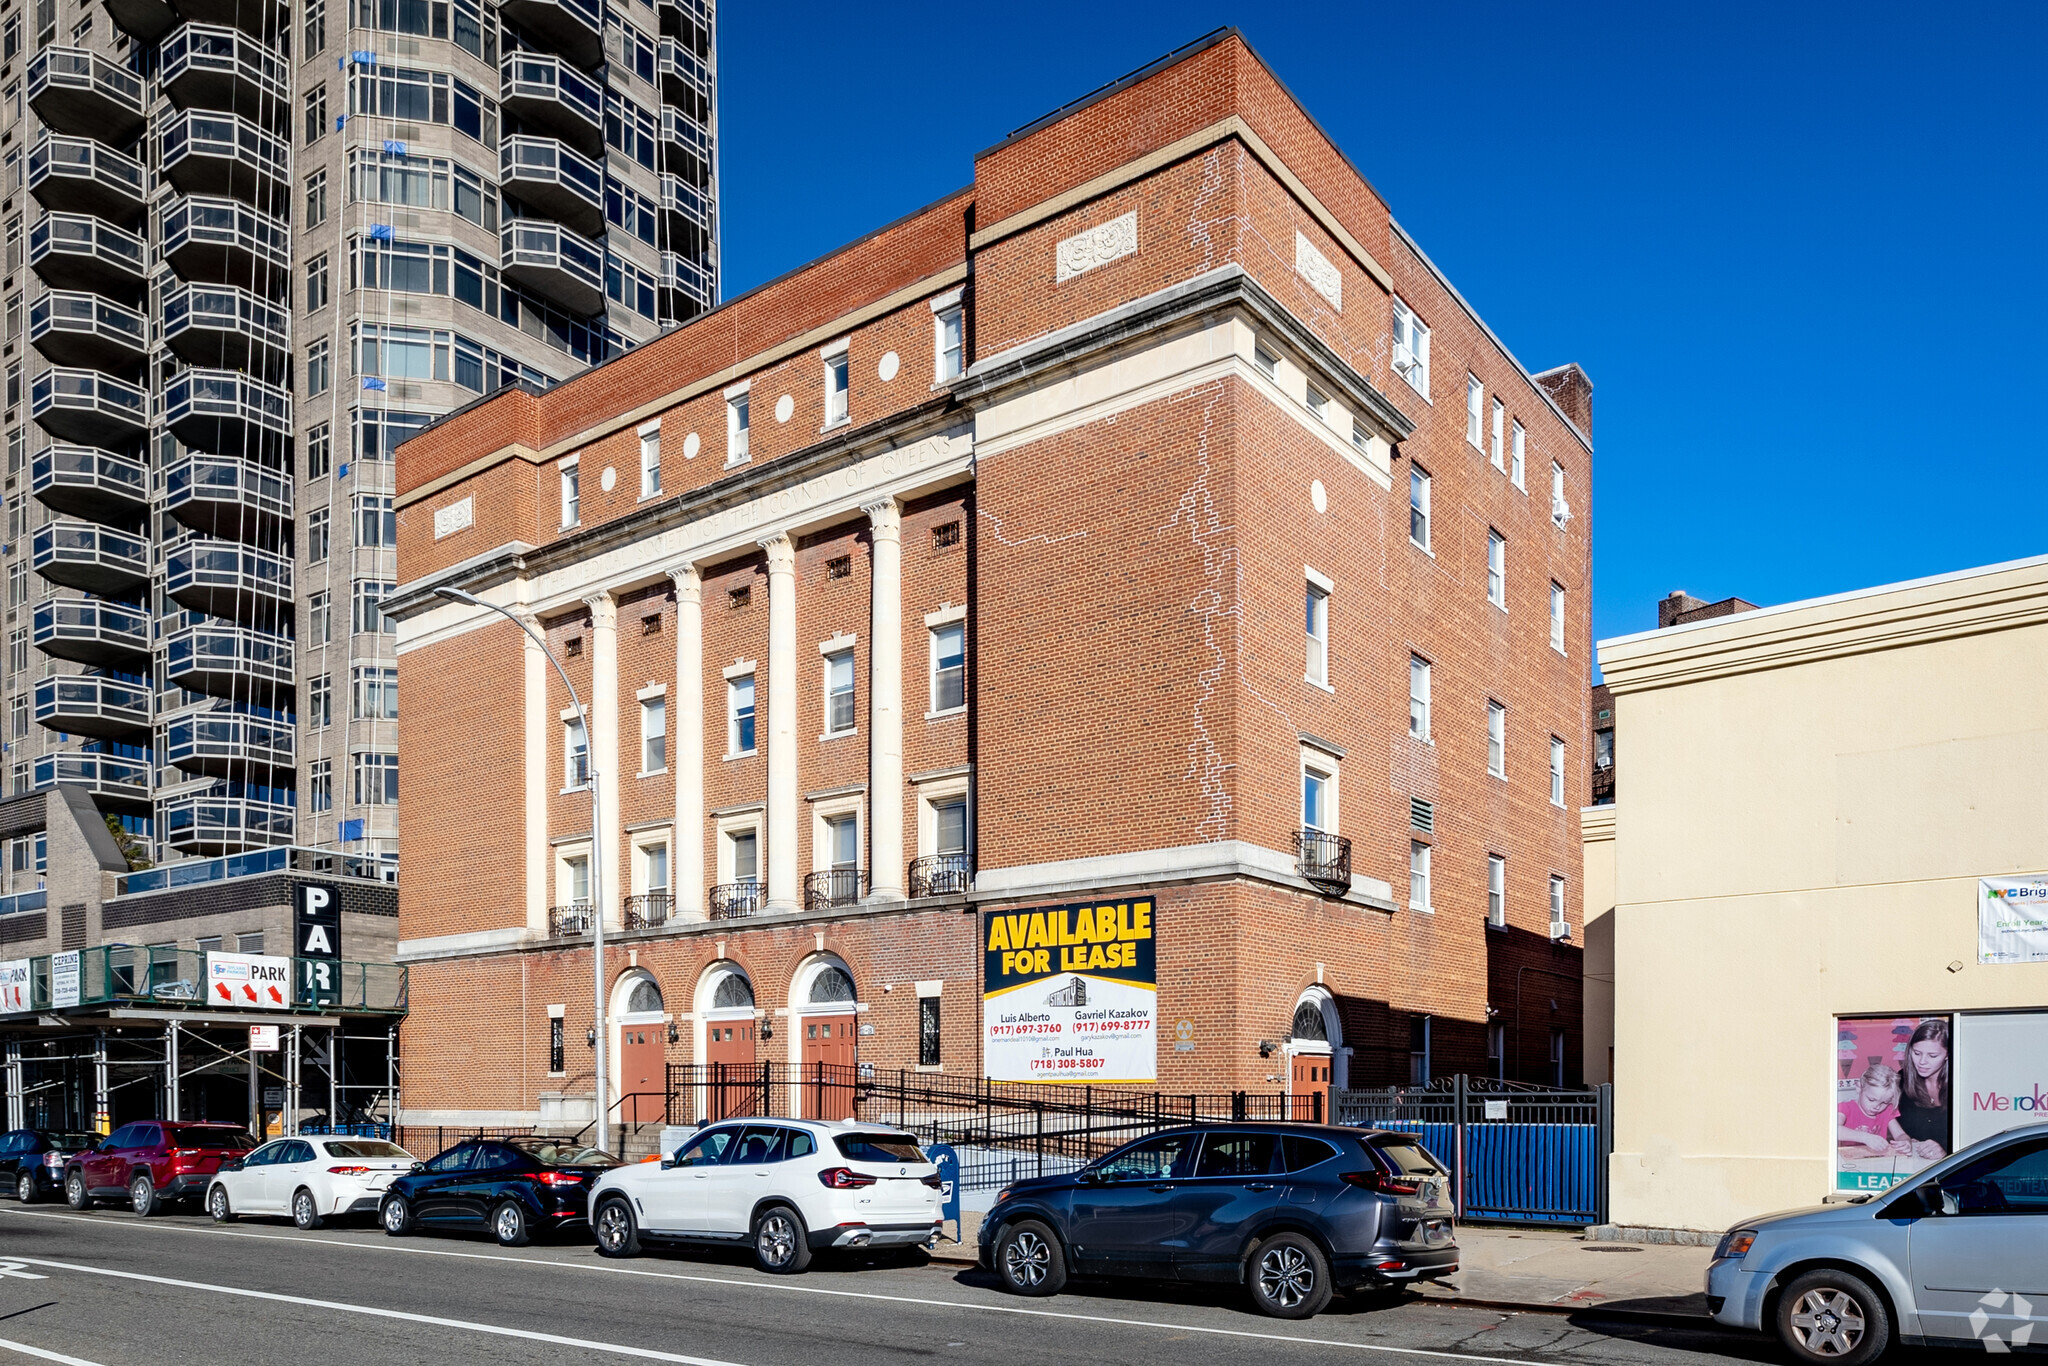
[1776,1268,1891,1366]
[129,1172,159,1218]
[994,1219,1067,1297]
[492,1200,532,1248]
[751,1204,812,1274]
[292,1187,325,1231]
[64,1170,88,1210]
[208,1184,236,1223]
[17,1170,37,1205]
[593,1197,641,1258]
[1246,1232,1333,1320]
[380,1195,416,1237]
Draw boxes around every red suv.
[65,1121,256,1215]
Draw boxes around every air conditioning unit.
[1549,921,1572,942]
[1552,498,1572,528]
[1391,343,1415,375]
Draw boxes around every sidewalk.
[1417,1225,1713,1319]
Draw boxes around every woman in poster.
[1889,1017,1951,1161]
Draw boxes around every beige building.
[1591,554,2048,1233]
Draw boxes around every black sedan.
[379,1137,619,1246]
[1,1128,98,1203]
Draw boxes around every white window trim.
[1487,853,1506,930]
[931,288,965,385]
[630,827,672,897]
[1305,567,1333,693]
[1391,297,1431,402]
[559,455,580,529]
[1487,700,1507,779]
[638,690,668,777]
[1300,749,1338,834]
[725,387,750,467]
[715,811,763,886]
[1487,531,1507,610]
[1408,655,1432,743]
[1409,839,1433,912]
[1550,582,1567,656]
[1550,874,1569,936]
[1465,374,1483,449]
[637,419,662,502]
[560,705,590,794]
[724,666,758,759]
[1511,420,1527,490]
[820,638,858,741]
[914,769,973,860]
[1490,397,1505,470]
[1409,464,1432,554]
[925,605,967,720]
[1550,737,1567,808]
[809,793,865,874]
[555,840,593,907]
[816,632,856,655]
[820,338,851,431]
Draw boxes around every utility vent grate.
[1410,798,1434,834]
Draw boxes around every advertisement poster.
[206,952,292,1009]
[1952,1011,2048,1149]
[51,950,79,1008]
[0,958,26,1013]
[1835,1015,1953,1192]
[983,896,1156,1083]
[1978,877,2048,964]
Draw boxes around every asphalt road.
[0,1203,1942,1366]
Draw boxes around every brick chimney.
[1534,363,1593,438]
[1659,589,1761,629]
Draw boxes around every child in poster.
[1834,1015,1951,1192]
[1835,1063,1900,1158]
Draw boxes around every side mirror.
[659,1159,675,1171]
[1080,1168,1107,1185]
[410,1161,425,1173]
[220,1159,244,1173]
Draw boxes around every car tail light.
[1341,1170,1423,1196]
[920,1173,943,1189]
[327,1166,371,1176]
[535,1172,585,1187]
[42,1154,64,1170]
[817,1167,877,1190]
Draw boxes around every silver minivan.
[1706,1120,2048,1364]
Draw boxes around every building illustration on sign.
[1046,978,1088,1008]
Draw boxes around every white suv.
[586,1118,942,1273]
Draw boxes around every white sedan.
[207,1136,418,1229]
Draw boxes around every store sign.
[1834,1015,1952,1192]
[982,897,1157,1083]
[206,952,291,1009]
[1978,877,2048,964]
[1953,1012,2048,1148]
[0,959,27,1013]
[51,951,78,1009]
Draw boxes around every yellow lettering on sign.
[1133,901,1153,938]
[1006,915,1030,950]
[1073,905,1097,942]
[987,918,1011,952]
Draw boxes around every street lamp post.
[434,586,609,1144]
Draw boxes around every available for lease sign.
[983,897,1156,1084]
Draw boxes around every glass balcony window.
[500,219,605,314]
[499,135,604,235]
[160,24,289,116]
[28,133,148,221]
[497,0,602,67]
[35,752,152,804]
[29,290,148,368]
[33,599,151,668]
[163,622,295,699]
[160,195,293,286]
[163,368,293,449]
[161,280,290,368]
[166,542,293,599]
[163,713,296,777]
[33,519,150,597]
[159,786,296,854]
[29,214,148,297]
[163,454,293,526]
[159,109,290,199]
[31,444,148,521]
[498,54,603,153]
[34,676,153,741]
[27,48,146,141]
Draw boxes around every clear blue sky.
[714,3,2047,651]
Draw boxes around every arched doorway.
[791,955,859,1119]
[1288,989,1342,1122]
[695,963,759,1121]
[611,970,669,1125]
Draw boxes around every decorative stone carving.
[758,533,796,575]
[666,562,701,604]
[863,497,902,543]
[432,495,473,539]
[1056,211,1138,283]
[1295,231,1342,311]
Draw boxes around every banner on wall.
[983,896,1157,1084]
[1953,1011,2048,1149]
[1978,877,2048,964]
[1834,1015,1953,1193]
[0,958,27,1013]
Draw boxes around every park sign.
[982,897,1157,1084]
[206,952,291,1009]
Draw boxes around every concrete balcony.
[35,675,153,744]
[499,136,604,237]
[162,711,295,782]
[159,109,288,205]
[161,25,288,125]
[31,444,149,524]
[102,0,177,41]
[34,752,152,814]
[107,0,284,41]
[162,368,291,454]
[162,622,293,702]
[160,280,290,371]
[34,519,150,597]
[28,133,147,223]
[499,0,602,68]
[164,541,292,625]
[501,219,605,315]
[26,48,146,144]
[160,194,292,292]
[499,54,603,158]
[29,214,148,301]
[29,291,148,373]
[31,367,149,446]
[33,599,152,671]
[163,454,292,542]
[159,783,295,857]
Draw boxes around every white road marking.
[11,1257,747,1366]
[1,1208,1546,1366]
[0,1337,107,1366]
[0,1264,48,1280]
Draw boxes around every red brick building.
[389,30,1593,1130]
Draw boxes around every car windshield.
[833,1134,925,1163]
[45,1134,95,1149]
[166,1127,255,1150]
[506,1138,618,1168]
[325,1140,411,1159]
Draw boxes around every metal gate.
[1335,1076,1612,1225]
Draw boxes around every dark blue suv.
[977,1124,1456,1319]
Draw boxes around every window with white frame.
[1305,385,1329,424]
[726,390,749,463]
[641,694,666,772]
[564,714,589,788]
[353,751,398,805]
[639,839,670,895]
[1487,700,1506,777]
[1551,461,1569,527]
[931,621,965,713]
[1549,874,1568,936]
[824,813,859,870]
[559,458,579,527]
[1409,655,1431,739]
[934,304,963,381]
[561,851,591,905]
[1550,736,1566,806]
[728,674,756,755]
[1465,374,1482,448]
[1391,298,1429,397]
[727,827,759,884]
[1302,757,1335,832]
[824,649,855,734]
[1304,576,1330,687]
[932,797,967,855]
[1253,341,1278,379]
[639,421,660,497]
[1487,853,1506,928]
[1550,582,1566,653]
[1488,1021,1506,1078]
[1487,531,1506,608]
[1409,840,1431,911]
[1511,419,1526,488]
[1409,465,1431,549]
[823,347,849,426]
[1490,396,1504,469]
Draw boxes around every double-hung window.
[641,695,666,772]
[1409,465,1431,549]
[560,458,579,527]
[931,622,965,713]
[825,650,855,734]
[1408,656,1431,739]
[639,422,660,497]
[1390,298,1429,397]
[823,347,849,426]
[1550,582,1567,653]
[935,305,963,381]
[1551,461,1569,526]
[1511,420,1526,488]
[1487,854,1506,928]
[565,716,589,788]
[1550,737,1566,806]
[1465,374,1483,448]
[1490,397,1504,469]
[1409,841,1432,911]
[1302,762,1334,832]
[1487,701,1506,777]
[1304,576,1330,687]
[727,391,750,463]
[1487,531,1506,608]
[728,675,756,755]
[1550,875,1568,937]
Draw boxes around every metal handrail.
[803,869,867,911]
[908,853,972,899]
[707,880,762,920]
[1293,828,1352,893]
[622,892,672,930]
[549,903,593,936]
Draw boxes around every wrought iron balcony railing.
[908,853,972,899]
[1293,829,1352,895]
[708,880,763,920]
[548,903,593,936]
[623,892,672,930]
[804,869,867,911]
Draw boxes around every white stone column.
[584,590,622,929]
[667,563,704,920]
[864,499,905,900]
[519,609,550,935]
[760,534,799,914]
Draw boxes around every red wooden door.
[1291,1052,1331,1123]
[703,1020,757,1120]
[620,1026,666,1124]
[800,1014,856,1120]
